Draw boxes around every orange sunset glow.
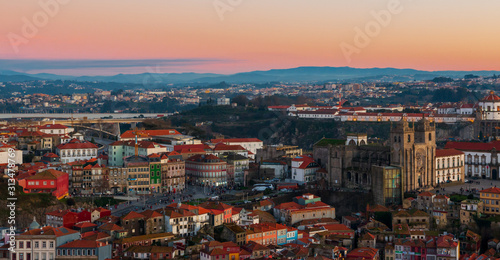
[1,0,500,75]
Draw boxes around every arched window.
[407,134,411,143]
[429,133,432,141]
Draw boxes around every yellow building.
[480,187,500,215]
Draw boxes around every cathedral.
[390,117,437,192]
[314,118,436,205]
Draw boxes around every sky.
[1,0,500,76]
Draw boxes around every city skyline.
[2,0,500,75]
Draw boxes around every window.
[42,242,46,248]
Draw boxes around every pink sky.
[1,0,500,75]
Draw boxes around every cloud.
[0,59,233,72]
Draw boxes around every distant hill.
[1,66,500,85]
[0,74,41,82]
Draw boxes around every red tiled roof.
[211,138,262,143]
[141,210,163,219]
[57,139,98,150]
[26,169,67,180]
[346,247,378,259]
[174,144,211,152]
[212,143,247,151]
[58,239,106,248]
[177,148,206,154]
[436,149,464,157]
[81,231,110,240]
[43,152,59,158]
[98,223,124,231]
[482,91,500,101]
[110,140,159,149]
[209,248,228,256]
[122,211,145,220]
[21,226,78,237]
[322,224,353,232]
[481,187,500,194]
[39,124,68,130]
[74,222,97,228]
[120,129,182,139]
[418,191,435,197]
[445,141,500,152]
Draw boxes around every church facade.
[390,118,437,192]
[475,91,500,139]
[314,118,437,205]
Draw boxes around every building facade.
[435,149,465,184]
[185,154,228,187]
[57,139,98,164]
[390,118,436,192]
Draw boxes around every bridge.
[56,118,149,125]
[1,113,172,138]
[72,124,120,138]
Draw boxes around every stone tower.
[390,116,436,192]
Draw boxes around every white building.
[210,138,263,159]
[14,226,80,260]
[56,139,98,164]
[0,143,23,164]
[38,124,74,136]
[478,91,500,120]
[445,141,499,179]
[456,104,476,115]
[260,160,288,179]
[162,206,209,237]
[291,155,320,183]
[217,96,230,105]
[435,149,465,184]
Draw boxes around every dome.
[29,216,40,230]
[482,91,500,101]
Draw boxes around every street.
[110,184,240,216]
[430,178,500,197]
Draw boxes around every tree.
[66,198,76,206]
[232,95,250,107]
